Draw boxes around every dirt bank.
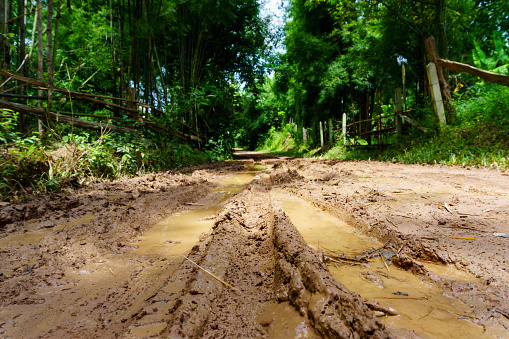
[0,153,508,338]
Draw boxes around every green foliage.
[0,137,49,200]
[0,110,19,144]
[472,31,509,75]
[317,85,509,170]
[256,123,310,156]
[455,85,509,125]
[0,114,223,201]
[206,130,234,161]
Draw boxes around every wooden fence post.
[402,62,407,110]
[342,113,347,145]
[328,118,333,144]
[319,121,324,147]
[303,127,307,143]
[426,62,447,127]
[395,88,402,142]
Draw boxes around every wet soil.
[0,152,508,338]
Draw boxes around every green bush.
[0,116,226,201]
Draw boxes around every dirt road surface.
[1,150,508,338]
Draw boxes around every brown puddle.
[257,301,320,338]
[0,214,97,250]
[134,168,263,257]
[273,190,496,338]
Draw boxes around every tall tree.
[47,0,54,111]
[37,0,45,134]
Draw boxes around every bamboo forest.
[1,1,509,337]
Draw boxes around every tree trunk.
[18,0,27,76]
[47,0,54,112]
[52,1,61,84]
[110,0,117,102]
[18,0,28,133]
[2,0,11,70]
[37,0,45,135]
[0,1,4,75]
[434,0,449,79]
[117,0,126,106]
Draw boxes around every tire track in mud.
[3,157,508,337]
[127,185,391,338]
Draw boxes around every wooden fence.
[342,88,404,149]
[0,68,205,143]
[295,87,428,150]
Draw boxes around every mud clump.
[257,164,304,186]
[272,205,391,338]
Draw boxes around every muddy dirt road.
[1,150,508,338]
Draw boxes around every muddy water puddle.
[0,214,97,250]
[135,169,262,257]
[257,301,320,338]
[273,190,495,338]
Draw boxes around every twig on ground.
[446,236,476,240]
[396,240,410,255]
[448,222,486,232]
[380,253,390,272]
[375,297,426,300]
[385,218,397,227]
[496,309,509,319]
[364,300,399,316]
[325,255,365,265]
[357,240,391,260]
[183,256,240,292]
[443,203,453,213]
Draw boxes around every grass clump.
[256,124,311,156]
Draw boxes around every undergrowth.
[0,113,228,201]
[256,124,311,156]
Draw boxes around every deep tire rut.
[127,185,391,338]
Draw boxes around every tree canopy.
[1,0,508,151]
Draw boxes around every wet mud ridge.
[127,187,390,338]
[1,156,509,338]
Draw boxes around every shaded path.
[232,147,294,163]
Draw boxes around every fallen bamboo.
[438,58,509,87]
[395,111,429,133]
[0,100,136,133]
[0,67,205,143]
[0,68,139,114]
